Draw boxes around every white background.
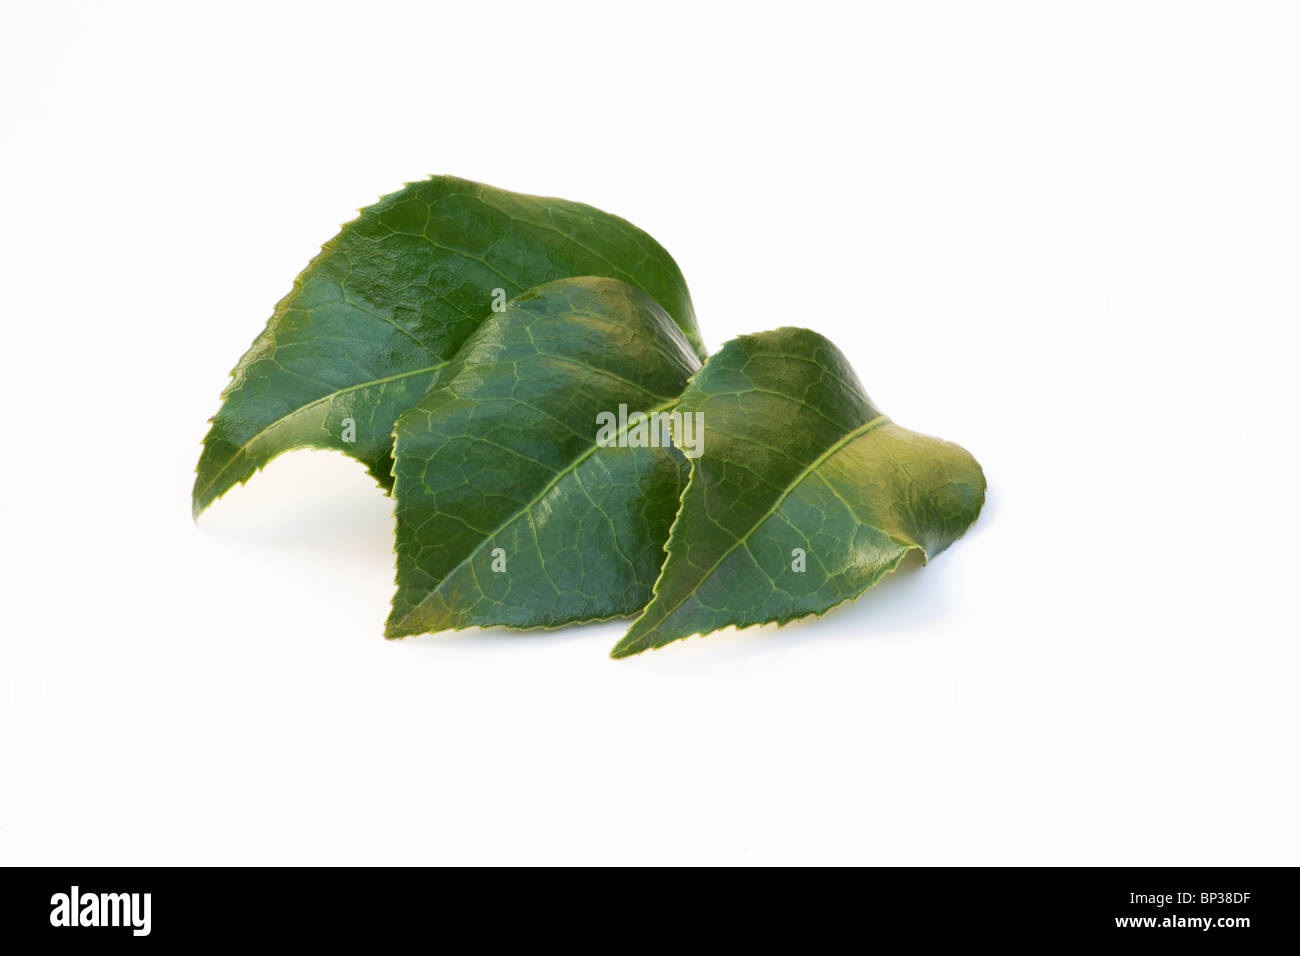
[2,1,1297,865]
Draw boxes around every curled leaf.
[612,327,985,658]
[193,176,701,518]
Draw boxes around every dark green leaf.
[192,176,702,519]
[387,276,700,637]
[612,327,985,658]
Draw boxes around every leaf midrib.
[195,361,447,505]
[628,412,893,642]
[393,396,681,631]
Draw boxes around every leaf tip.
[383,612,413,640]
[610,628,653,659]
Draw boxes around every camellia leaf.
[387,276,701,637]
[192,176,702,519]
[611,327,985,658]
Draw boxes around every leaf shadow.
[195,450,396,566]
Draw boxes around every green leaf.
[612,327,985,658]
[192,176,703,519]
[386,276,700,637]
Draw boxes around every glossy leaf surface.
[387,277,699,637]
[613,327,985,658]
[192,176,702,518]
